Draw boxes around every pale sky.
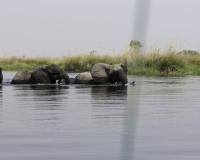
[0,0,200,57]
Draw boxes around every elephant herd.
[0,63,128,85]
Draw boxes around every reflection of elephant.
[90,63,128,84]
[14,85,68,111]
[11,64,70,84]
[0,68,3,84]
[91,85,128,98]
[90,85,127,120]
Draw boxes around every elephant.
[11,64,70,84]
[10,70,32,84]
[71,63,128,85]
[30,64,70,84]
[0,68,3,84]
[72,72,100,84]
[90,63,128,84]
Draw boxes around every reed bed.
[1,48,200,76]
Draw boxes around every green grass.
[1,47,200,76]
[0,56,58,71]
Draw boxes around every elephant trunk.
[60,71,70,84]
[117,68,128,84]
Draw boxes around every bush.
[129,40,142,49]
[155,54,185,74]
[178,50,199,55]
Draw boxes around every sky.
[0,0,200,57]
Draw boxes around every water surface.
[1,72,200,160]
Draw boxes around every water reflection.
[90,86,127,103]
[121,83,140,160]
[2,73,200,160]
[90,86,127,124]
[13,85,69,110]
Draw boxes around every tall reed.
[1,47,200,76]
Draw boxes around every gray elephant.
[90,63,128,84]
[73,63,128,84]
[0,68,3,84]
[11,64,70,84]
[72,72,100,84]
[11,70,32,84]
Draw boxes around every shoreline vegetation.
[1,41,200,76]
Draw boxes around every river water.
[1,72,200,160]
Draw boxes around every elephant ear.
[119,64,128,74]
[91,63,111,84]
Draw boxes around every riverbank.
[1,49,200,76]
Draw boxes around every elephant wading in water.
[91,63,128,84]
[72,72,100,84]
[11,64,70,84]
[73,63,128,84]
[0,68,3,84]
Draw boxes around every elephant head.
[35,64,71,84]
[118,63,128,74]
[29,69,52,84]
[109,64,128,84]
[0,68,3,84]
[90,63,128,84]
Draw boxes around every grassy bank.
[1,48,200,76]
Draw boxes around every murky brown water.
[1,72,200,160]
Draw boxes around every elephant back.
[74,72,99,84]
[11,70,32,84]
[33,65,45,71]
[111,64,122,72]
